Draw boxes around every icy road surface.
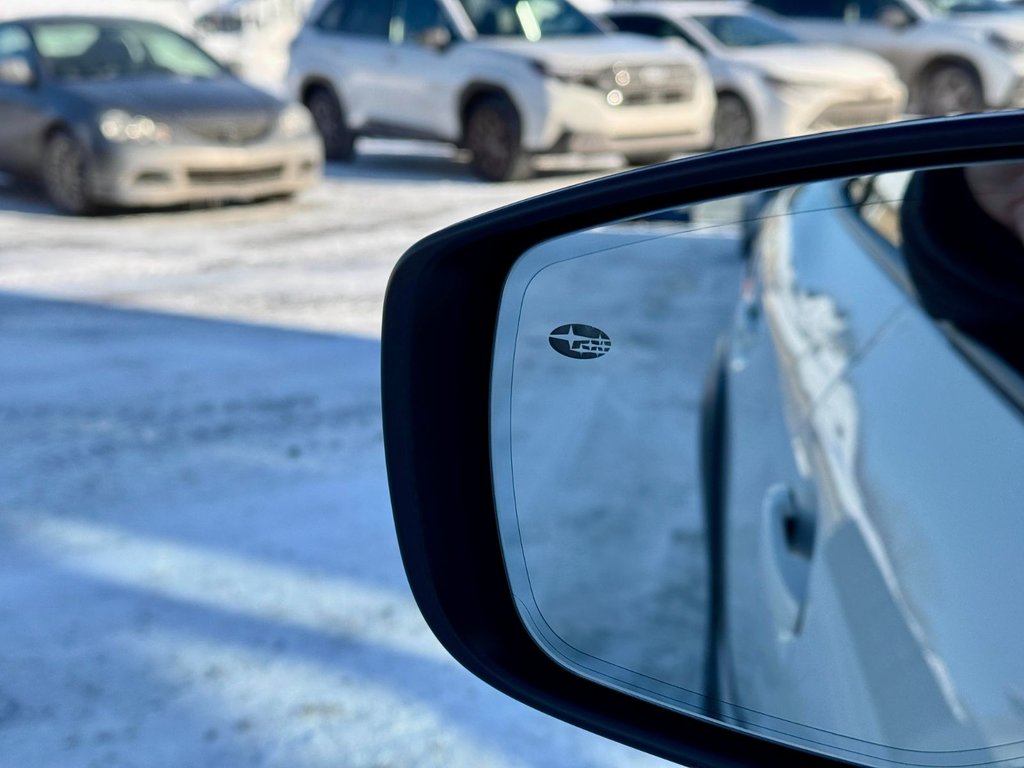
[0,145,713,767]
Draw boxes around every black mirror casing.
[416,26,453,50]
[381,112,1024,768]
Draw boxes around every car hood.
[480,33,700,68]
[57,75,283,120]
[727,45,899,84]
[929,13,1024,40]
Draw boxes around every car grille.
[187,165,284,185]
[606,63,695,106]
[183,115,274,145]
[812,99,898,130]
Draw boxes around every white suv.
[752,0,1024,115]
[288,0,716,180]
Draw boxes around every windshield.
[918,0,1015,14]
[457,0,603,39]
[30,20,225,81]
[693,14,799,46]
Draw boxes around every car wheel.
[306,86,355,162]
[699,336,730,718]
[465,96,532,182]
[713,94,755,151]
[623,153,675,167]
[42,130,96,216]
[922,62,984,115]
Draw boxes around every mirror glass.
[492,160,1024,767]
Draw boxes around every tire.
[921,62,984,116]
[713,93,755,151]
[42,129,96,216]
[305,86,355,162]
[699,336,730,718]
[464,95,532,182]
[623,153,675,167]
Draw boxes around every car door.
[0,23,46,176]
[721,179,913,737]
[726,172,1024,755]
[312,0,396,133]
[386,0,462,141]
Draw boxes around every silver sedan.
[0,16,323,214]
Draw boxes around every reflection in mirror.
[491,161,1024,767]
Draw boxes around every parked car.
[750,0,1024,115]
[287,0,717,180]
[605,1,907,148]
[195,0,308,74]
[0,16,323,214]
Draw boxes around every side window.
[612,15,704,51]
[0,25,32,57]
[610,15,677,38]
[319,0,394,37]
[399,0,454,41]
[856,0,909,21]
[755,0,848,19]
[316,0,347,31]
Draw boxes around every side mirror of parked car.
[382,112,1024,768]
[415,26,452,51]
[0,56,35,87]
[879,4,914,29]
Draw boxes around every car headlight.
[277,104,314,138]
[530,60,606,90]
[99,109,172,144]
[763,74,831,95]
[988,30,1024,54]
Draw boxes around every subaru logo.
[549,325,612,360]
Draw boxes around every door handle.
[760,484,817,636]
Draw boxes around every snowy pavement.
[0,143,689,767]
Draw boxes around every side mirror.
[383,112,1024,768]
[0,56,35,87]
[415,26,452,50]
[879,5,913,29]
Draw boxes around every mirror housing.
[382,112,1024,768]
[415,25,452,50]
[879,5,913,29]
[0,56,35,87]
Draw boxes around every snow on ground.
[504,226,743,703]
[0,144,691,767]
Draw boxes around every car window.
[693,14,800,46]
[397,0,456,41]
[457,0,602,39]
[754,0,848,19]
[609,14,680,36]
[0,25,32,57]
[31,21,223,81]
[919,0,1011,13]
[318,0,395,36]
[134,26,225,77]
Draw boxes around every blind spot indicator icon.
[549,325,612,360]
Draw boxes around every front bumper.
[531,78,716,155]
[89,133,324,208]
[758,80,907,141]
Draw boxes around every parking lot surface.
[0,144,684,768]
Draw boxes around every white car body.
[608,2,907,143]
[288,0,717,161]
[752,0,1024,112]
